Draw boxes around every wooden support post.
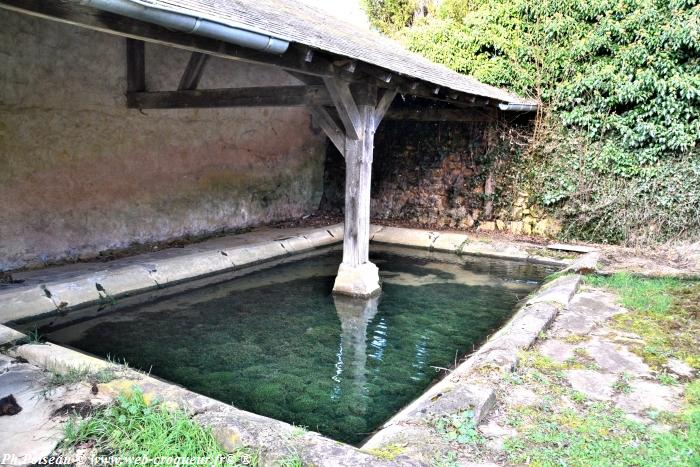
[328,82,384,297]
[342,98,374,268]
[126,38,145,92]
[305,80,398,295]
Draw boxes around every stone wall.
[322,116,496,227]
[479,192,561,237]
[321,114,560,237]
[0,10,326,270]
[373,119,496,228]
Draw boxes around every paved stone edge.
[0,224,345,324]
[361,274,582,457]
[370,225,571,267]
[4,338,408,466]
[1,224,570,325]
[0,323,26,346]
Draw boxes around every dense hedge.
[366,0,700,244]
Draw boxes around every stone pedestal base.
[332,262,381,297]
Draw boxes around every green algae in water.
[37,248,555,445]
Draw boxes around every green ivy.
[365,0,700,244]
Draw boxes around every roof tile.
[141,0,535,104]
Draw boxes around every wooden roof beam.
[127,85,332,109]
[385,107,497,122]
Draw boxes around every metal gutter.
[80,0,289,53]
[498,102,539,112]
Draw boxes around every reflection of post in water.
[330,295,380,402]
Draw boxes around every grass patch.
[431,451,459,467]
[612,372,633,394]
[42,365,120,397]
[565,348,599,370]
[433,409,483,445]
[562,334,590,344]
[585,273,700,369]
[63,388,256,466]
[501,275,700,465]
[48,366,117,386]
[542,270,574,284]
[276,453,303,467]
[585,273,685,314]
[687,380,700,406]
[504,400,700,466]
[659,372,680,386]
[288,424,307,439]
[24,329,44,344]
[519,351,566,373]
[366,443,406,461]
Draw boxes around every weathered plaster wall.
[0,10,326,270]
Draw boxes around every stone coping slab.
[371,226,571,267]
[360,274,582,461]
[1,224,572,325]
[0,224,344,324]
[0,324,25,346]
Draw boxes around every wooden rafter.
[385,107,497,122]
[286,70,323,86]
[0,0,501,125]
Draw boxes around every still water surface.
[33,247,555,444]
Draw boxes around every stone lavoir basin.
[15,246,556,445]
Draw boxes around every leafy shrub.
[362,0,419,34]
[365,0,700,244]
